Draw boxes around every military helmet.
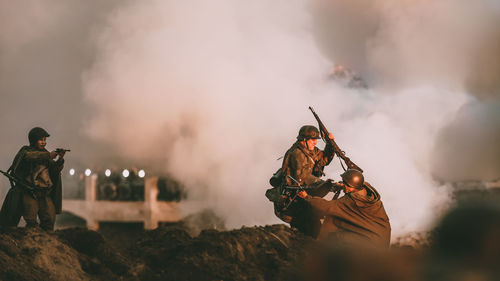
[28,127,50,146]
[297,125,321,141]
[340,169,364,189]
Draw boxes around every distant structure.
[450,179,500,203]
[62,174,182,230]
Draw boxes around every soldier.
[0,127,65,230]
[297,169,391,247]
[277,125,335,238]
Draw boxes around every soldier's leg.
[291,212,314,237]
[310,215,322,239]
[38,195,55,231]
[291,205,321,239]
[22,192,39,228]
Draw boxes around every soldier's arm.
[317,143,335,167]
[285,151,297,186]
[24,151,52,162]
[49,157,65,173]
[307,182,331,198]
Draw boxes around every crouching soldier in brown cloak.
[297,169,391,247]
[0,127,65,230]
[276,125,335,238]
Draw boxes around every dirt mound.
[0,227,100,281]
[56,228,137,279]
[0,224,310,281]
[0,226,148,281]
[131,224,310,281]
[2,202,499,281]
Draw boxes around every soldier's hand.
[49,151,58,159]
[325,179,336,191]
[328,133,335,140]
[297,191,308,199]
[57,150,66,158]
[336,182,347,190]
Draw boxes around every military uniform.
[0,127,63,230]
[304,182,391,247]
[12,146,64,230]
[279,140,334,238]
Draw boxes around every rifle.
[282,175,306,210]
[282,176,342,210]
[0,169,41,198]
[309,106,363,173]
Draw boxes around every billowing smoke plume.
[312,0,500,92]
[312,0,500,182]
[2,0,500,236]
[81,0,468,233]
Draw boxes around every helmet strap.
[339,157,347,172]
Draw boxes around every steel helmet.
[297,125,321,141]
[340,169,364,189]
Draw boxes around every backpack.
[265,151,294,223]
[265,168,284,202]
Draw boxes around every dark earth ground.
[1,199,500,281]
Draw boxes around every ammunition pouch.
[265,186,281,202]
[265,184,295,224]
[269,168,284,188]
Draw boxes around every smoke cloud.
[2,0,500,236]
[312,0,500,92]
[312,1,500,184]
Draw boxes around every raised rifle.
[309,106,363,173]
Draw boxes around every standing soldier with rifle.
[0,127,68,230]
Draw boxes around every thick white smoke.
[81,0,475,235]
[313,0,500,186]
[313,0,500,91]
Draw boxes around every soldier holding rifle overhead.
[298,107,391,246]
[267,123,336,238]
[267,107,386,241]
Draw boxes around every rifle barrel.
[308,106,363,173]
